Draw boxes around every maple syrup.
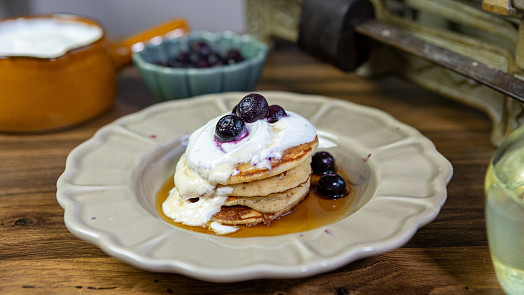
[155,169,359,238]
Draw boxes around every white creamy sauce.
[173,154,216,198]
[163,186,232,227]
[0,18,103,58]
[209,222,239,235]
[163,110,317,233]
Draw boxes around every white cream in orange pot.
[0,14,189,132]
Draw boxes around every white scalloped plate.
[56,91,452,282]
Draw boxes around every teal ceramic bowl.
[132,31,268,100]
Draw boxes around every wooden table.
[0,42,503,294]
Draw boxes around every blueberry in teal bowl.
[132,31,268,100]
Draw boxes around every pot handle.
[110,18,190,69]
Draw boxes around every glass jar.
[485,126,524,294]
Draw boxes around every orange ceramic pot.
[0,14,189,132]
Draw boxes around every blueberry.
[311,151,336,175]
[159,40,244,69]
[166,59,180,68]
[207,53,223,67]
[267,105,287,123]
[175,52,190,64]
[236,93,269,123]
[195,58,209,68]
[215,114,246,142]
[315,173,348,199]
[191,40,213,57]
[224,49,244,64]
[189,52,200,64]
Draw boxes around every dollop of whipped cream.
[163,110,316,234]
[162,186,232,226]
[184,111,316,184]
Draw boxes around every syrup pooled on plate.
[156,167,357,238]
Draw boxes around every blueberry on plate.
[236,93,269,123]
[215,114,246,142]
[315,173,349,199]
[311,151,336,175]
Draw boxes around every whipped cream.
[0,18,103,58]
[209,222,239,235]
[162,186,232,227]
[174,154,216,198]
[163,109,316,234]
[185,111,316,184]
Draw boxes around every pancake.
[175,138,318,199]
[212,206,274,226]
[224,178,310,212]
[211,180,310,226]
[225,137,318,185]
[162,95,319,232]
[171,139,317,227]
[217,159,311,197]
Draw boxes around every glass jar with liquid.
[485,126,524,294]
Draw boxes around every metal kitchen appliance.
[247,0,524,145]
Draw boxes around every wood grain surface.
[0,41,503,294]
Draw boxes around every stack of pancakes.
[178,137,318,227]
[212,137,318,226]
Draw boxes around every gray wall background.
[0,0,246,40]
